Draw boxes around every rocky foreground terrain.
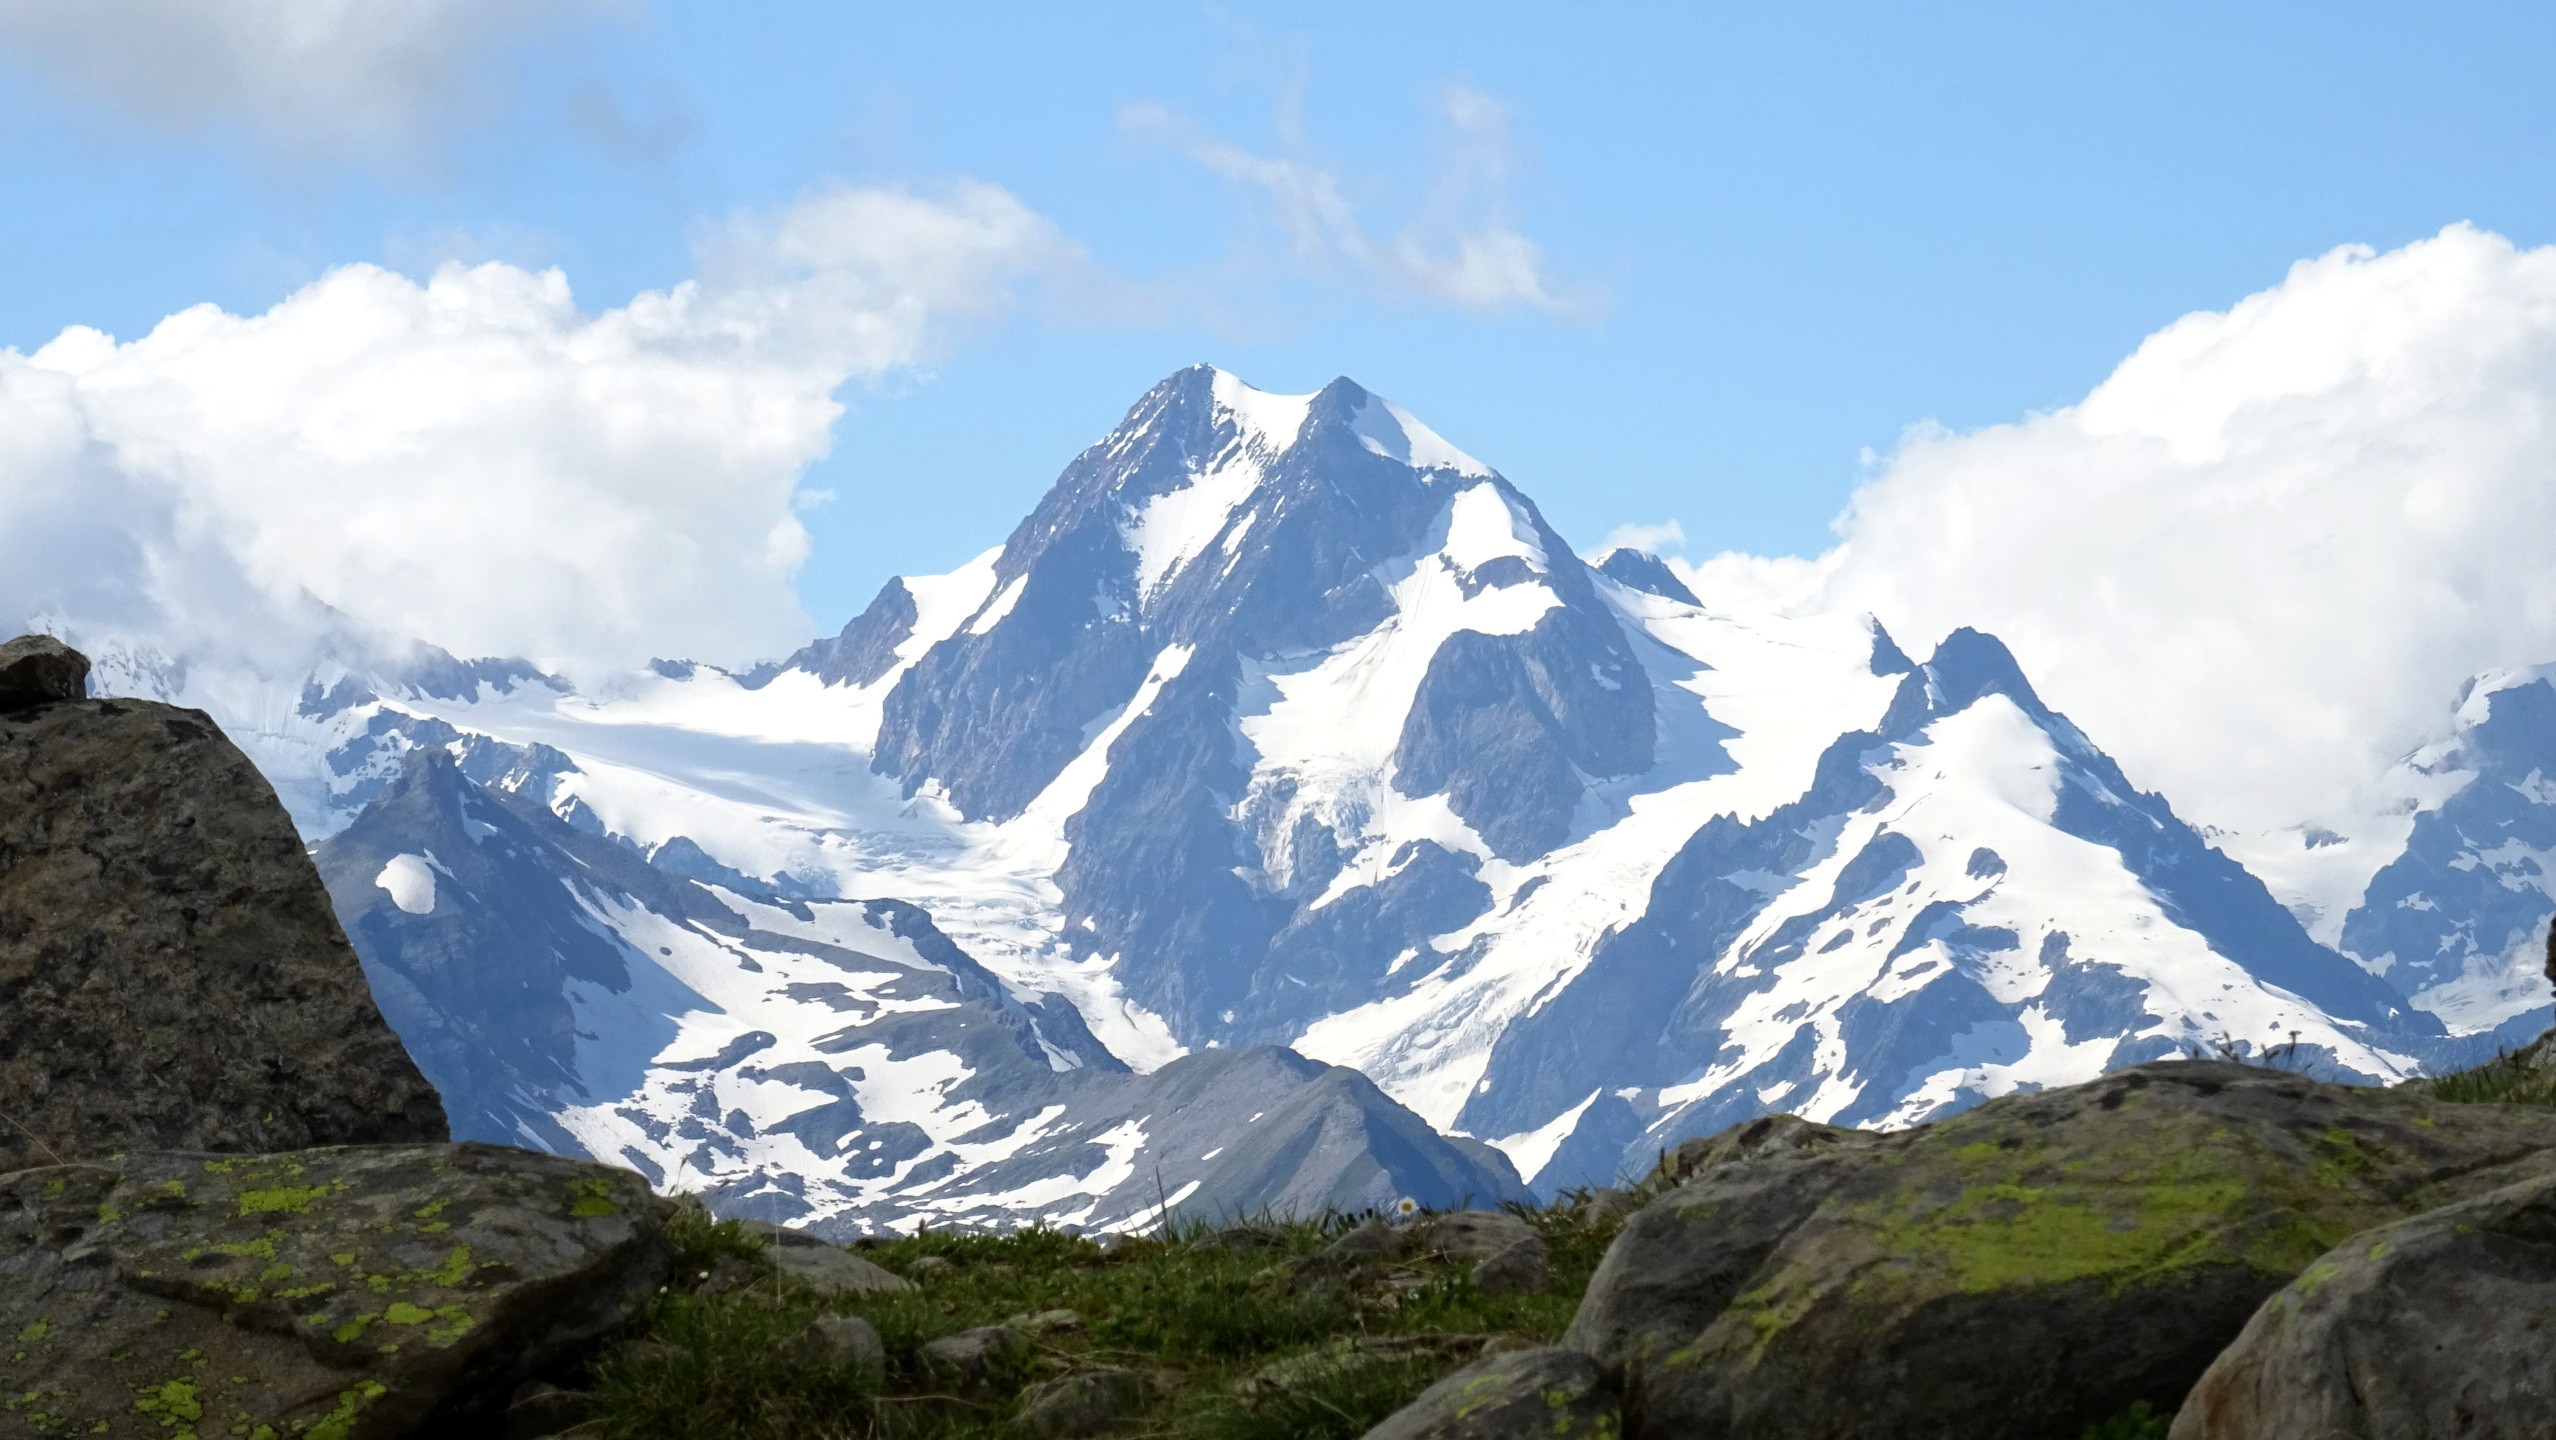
[4,628,2556,1437]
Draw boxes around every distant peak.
[1163,367,1490,477]
[1595,548,1699,605]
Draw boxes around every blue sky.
[3,2,2554,636]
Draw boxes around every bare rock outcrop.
[0,637,447,1166]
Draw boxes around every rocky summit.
[0,642,447,1168]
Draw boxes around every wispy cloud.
[1122,82,1591,318]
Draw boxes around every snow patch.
[375,853,439,915]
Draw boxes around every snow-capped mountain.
[70,364,2507,1209]
[316,748,1527,1233]
[2241,667,2556,1052]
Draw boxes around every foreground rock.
[0,1142,672,1438]
[1362,1346,1618,1440]
[1562,1061,2556,1440]
[2171,1167,2556,1439]
[0,646,447,1168]
[738,1218,913,1295]
[0,634,87,711]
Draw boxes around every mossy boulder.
[0,1142,671,1438]
[2170,1166,2556,1439]
[1563,1060,2556,1440]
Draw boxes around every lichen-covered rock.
[0,678,448,1169]
[1361,1346,1620,1440]
[2170,1168,2556,1440]
[0,634,87,712]
[0,1142,672,1438]
[1566,1061,2556,1440]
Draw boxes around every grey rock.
[741,1218,913,1295]
[1013,1307,1082,1334]
[1324,1217,1409,1262]
[1572,1187,1636,1229]
[0,1142,671,1438]
[1013,1365,1146,1437]
[0,688,447,1171]
[923,1323,1028,1393]
[2171,1167,2556,1440]
[1663,1112,1882,1185]
[1244,1334,1479,1397]
[1361,1346,1619,1440]
[0,634,87,711]
[1566,1061,2556,1440]
[1416,1210,1550,1294]
[907,1254,958,1278]
[794,1313,888,1391]
[1468,1240,1551,1296]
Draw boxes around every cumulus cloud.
[1700,224,2556,838]
[0,0,598,154]
[1,181,1072,678]
[1123,83,1586,316]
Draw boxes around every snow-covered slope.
[2237,667,2556,1051]
[70,363,2502,1213]
[315,749,1527,1233]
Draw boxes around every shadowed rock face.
[0,665,447,1169]
[1563,1061,2556,1440]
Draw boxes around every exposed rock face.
[0,1142,672,1438]
[1563,1061,2556,1440]
[2171,1168,2556,1440]
[0,667,447,1169]
[0,634,87,711]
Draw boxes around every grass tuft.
[577,1202,1625,1440]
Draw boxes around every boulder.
[922,1323,1028,1395]
[739,1218,913,1295]
[1325,1217,1410,1262]
[2171,1168,2556,1439]
[0,1141,672,1438]
[0,674,448,1169]
[1014,1365,1146,1437]
[0,634,87,711]
[1360,1346,1619,1440]
[793,1313,887,1390]
[1565,1061,2556,1440]
[1415,1210,1550,1295]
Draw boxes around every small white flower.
[1392,1196,1420,1223]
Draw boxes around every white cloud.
[1593,519,1686,558]
[1768,224,2556,837]
[1123,83,1586,316]
[0,181,1071,678]
[0,0,599,154]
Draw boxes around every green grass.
[2081,1400,2171,1440]
[2411,1046,2556,1106]
[580,1201,1623,1440]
